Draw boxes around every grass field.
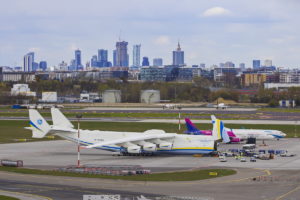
[0,166,236,181]
[0,120,299,144]
[0,195,19,200]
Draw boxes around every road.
[1,116,300,125]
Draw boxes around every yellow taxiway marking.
[274,185,300,200]
[0,189,53,200]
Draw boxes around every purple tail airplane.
[184,118,241,143]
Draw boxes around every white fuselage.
[54,129,216,155]
[231,129,286,140]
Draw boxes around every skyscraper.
[115,41,129,67]
[97,49,111,67]
[23,52,34,72]
[113,50,117,66]
[91,55,98,67]
[132,44,141,68]
[39,61,47,71]
[98,49,108,62]
[75,49,82,70]
[142,57,150,66]
[172,42,184,66]
[253,60,260,69]
[153,58,163,66]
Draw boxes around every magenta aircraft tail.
[184,118,200,134]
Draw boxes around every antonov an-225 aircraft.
[25,108,229,155]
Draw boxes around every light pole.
[178,106,182,130]
[76,114,82,167]
[294,121,298,138]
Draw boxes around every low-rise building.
[0,71,35,82]
[11,84,36,96]
[241,73,267,87]
[279,70,300,83]
[264,83,300,89]
[140,66,166,82]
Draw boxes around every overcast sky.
[0,0,299,68]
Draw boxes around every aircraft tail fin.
[211,115,217,124]
[184,118,200,134]
[211,115,230,143]
[51,108,74,128]
[26,109,51,138]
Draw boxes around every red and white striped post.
[76,114,82,167]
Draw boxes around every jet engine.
[127,145,141,154]
[159,142,173,150]
[142,143,157,152]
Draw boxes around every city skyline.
[1,0,300,68]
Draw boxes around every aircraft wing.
[85,134,176,149]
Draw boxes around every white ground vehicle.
[219,155,227,162]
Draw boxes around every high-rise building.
[200,63,206,68]
[253,60,260,69]
[113,50,116,66]
[91,55,98,67]
[153,58,163,66]
[239,63,246,71]
[115,41,129,67]
[75,49,82,70]
[264,59,272,67]
[98,49,108,62]
[172,42,184,66]
[23,52,34,72]
[142,57,150,66]
[39,61,47,71]
[132,44,141,68]
[97,49,112,67]
[224,61,235,68]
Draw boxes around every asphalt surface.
[1,139,300,199]
[1,116,300,125]
[0,169,300,200]
[1,139,300,170]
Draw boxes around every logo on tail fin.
[29,120,42,132]
[185,118,199,134]
[37,119,43,125]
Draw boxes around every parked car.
[240,157,247,162]
[219,155,227,162]
[250,157,257,162]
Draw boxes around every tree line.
[0,79,299,106]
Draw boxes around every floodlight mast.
[76,114,82,167]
